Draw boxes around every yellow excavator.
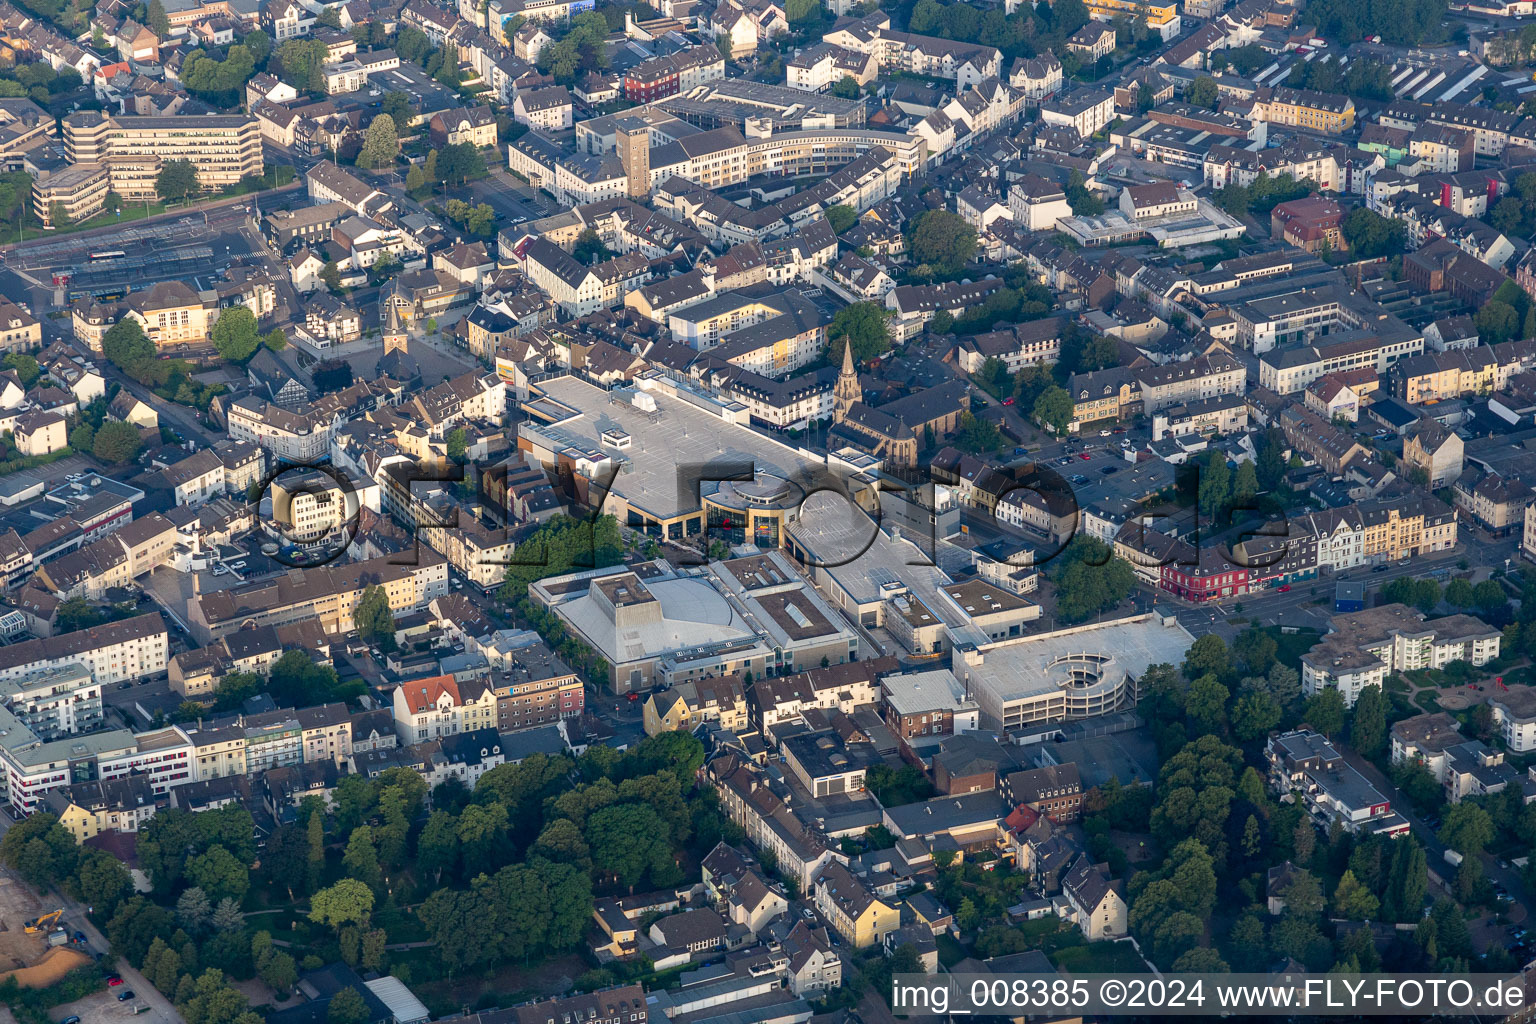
[23,910,62,934]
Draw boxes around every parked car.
[1002,396,1015,406]
[1372,564,1389,573]
[107,977,123,987]
[117,991,135,1002]
[1279,585,1291,592]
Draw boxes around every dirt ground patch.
[0,874,52,972]
[0,948,92,988]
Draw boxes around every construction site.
[0,875,90,990]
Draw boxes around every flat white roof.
[963,613,1195,703]
[530,376,820,521]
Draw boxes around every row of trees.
[101,318,228,410]
[1211,171,1316,219]
[1286,57,1397,103]
[905,0,1093,65]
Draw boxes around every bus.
[87,250,126,262]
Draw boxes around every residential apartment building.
[1254,86,1355,135]
[1266,730,1409,837]
[391,675,498,744]
[813,861,900,948]
[1301,604,1500,706]
[0,612,167,687]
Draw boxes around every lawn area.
[0,201,168,243]
[937,934,968,968]
[1050,941,1149,973]
[1261,626,1323,673]
[399,950,589,1017]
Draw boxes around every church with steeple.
[377,289,421,388]
[828,338,972,469]
[834,337,861,422]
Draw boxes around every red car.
[1278,585,1291,592]
[626,692,640,702]
[1002,396,1015,406]
[1079,453,1092,460]
[107,978,123,987]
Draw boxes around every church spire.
[382,288,408,357]
[833,338,859,424]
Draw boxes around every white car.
[230,561,247,570]
[1099,429,1111,437]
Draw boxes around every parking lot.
[48,988,147,1024]
[460,168,562,226]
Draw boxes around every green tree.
[1445,577,1475,608]
[1032,384,1072,434]
[320,262,343,293]
[1231,690,1282,741]
[147,0,170,35]
[306,808,325,893]
[572,228,612,265]
[352,584,395,645]
[92,420,143,464]
[274,38,329,91]
[185,845,249,903]
[1048,536,1136,624]
[1472,579,1508,615]
[1341,207,1407,260]
[1198,450,1231,522]
[177,886,213,931]
[6,352,44,387]
[1184,634,1229,681]
[908,209,977,274]
[72,847,132,917]
[435,142,488,185]
[156,159,200,203]
[380,91,416,129]
[824,204,858,233]
[1186,75,1219,109]
[211,305,260,362]
[1233,627,1278,675]
[828,302,890,363]
[405,164,428,196]
[357,113,399,169]
[1302,688,1346,738]
[260,950,298,993]
[342,825,382,891]
[327,988,368,1024]
[1282,869,1326,918]
[1349,683,1387,759]
[445,427,468,460]
[1333,869,1379,920]
[1184,674,1229,736]
[584,803,674,890]
[0,813,77,890]
[309,878,375,930]
[1439,803,1494,857]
